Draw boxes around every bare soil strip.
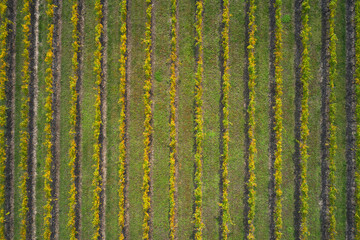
[345,0,356,239]
[99,0,108,238]
[4,0,16,238]
[49,0,62,238]
[293,0,303,238]
[320,0,331,238]
[75,0,84,237]
[26,0,39,238]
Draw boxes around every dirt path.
[49,0,62,238]
[345,0,356,239]
[4,0,16,238]
[25,0,39,238]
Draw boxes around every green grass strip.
[299,0,310,238]
[118,0,127,239]
[328,0,337,238]
[142,0,153,239]
[19,0,30,238]
[68,0,80,239]
[246,0,257,239]
[169,0,177,239]
[194,0,204,239]
[220,0,230,239]
[0,1,7,239]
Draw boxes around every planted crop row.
[68,0,83,239]
[355,0,360,237]
[43,0,56,238]
[169,0,177,239]
[269,0,283,239]
[298,0,310,238]
[118,0,127,239]
[327,0,338,238]
[142,0,153,239]
[19,0,31,238]
[0,0,7,238]
[92,0,105,239]
[245,0,257,239]
[220,0,230,239]
[193,0,204,239]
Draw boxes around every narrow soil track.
[99,0,108,238]
[4,0,16,238]
[49,0,62,238]
[345,0,356,239]
[27,0,39,238]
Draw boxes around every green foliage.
[298,0,311,238]
[142,0,153,239]
[68,0,80,239]
[193,0,204,239]
[281,14,291,24]
[272,0,283,239]
[220,0,230,239]
[328,0,337,239]
[92,0,103,239]
[19,1,30,238]
[246,0,257,239]
[43,1,56,239]
[118,0,127,239]
[169,0,177,239]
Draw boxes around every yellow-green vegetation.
[169,0,177,239]
[328,0,337,238]
[220,0,230,239]
[19,0,31,238]
[0,0,7,239]
[246,0,257,239]
[355,0,360,238]
[68,0,80,239]
[193,0,204,239]
[272,0,283,238]
[142,0,152,239]
[92,0,103,239]
[118,0,127,239]
[299,0,310,238]
[43,0,55,239]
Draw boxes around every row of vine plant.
[298,0,310,238]
[169,0,177,239]
[0,0,7,238]
[272,0,283,239]
[246,0,257,239]
[327,0,337,238]
[43,0,56,238]
[92,0,104,239]
[19,0,31,238]
[68,0,81,239]
[220,0,230,239]
[118,0,127,239]
[142,0,153,239]
[194,0,204,239]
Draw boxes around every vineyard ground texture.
[6,0,349,238]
